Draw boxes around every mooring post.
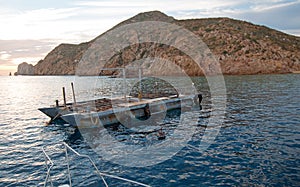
[55,100,59,107]
[122,68,127,101]
[71,82,77,105]
[198,94,202,110]
[62,87,67,107]
[139,68,142,97]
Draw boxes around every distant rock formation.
[16,62,35,75]
[26,10,300,76]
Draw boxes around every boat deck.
[75,94,180,112]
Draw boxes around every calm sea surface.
[0,74,299,186]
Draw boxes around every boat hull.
[38,107,73,123]
[38,107,60,119]
[61,95,198,128]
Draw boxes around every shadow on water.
[56,108,188,147]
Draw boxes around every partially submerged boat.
[60,94,200,128]
[39,93,201,127]
[39,68,202,127]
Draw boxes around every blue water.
[0,74,299,186]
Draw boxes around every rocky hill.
[17,11,300,76]
[34,43,89,75]
[178,18,300,74]
[15,62,35,75]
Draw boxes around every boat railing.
[42,142,150,187]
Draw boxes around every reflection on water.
[0,74,299,186]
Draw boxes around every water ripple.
[0,75,299,186]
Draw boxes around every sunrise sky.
[0,0,299,75]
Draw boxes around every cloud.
[0,52,11,61]
[234,1,300,35]
[165,0,300,36]
[246,0,298,11]
[0,39,57,66]
[74,0,241,14]
[1,0,299,43]
[0,7,84,41]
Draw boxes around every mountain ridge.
[16,10,300,76]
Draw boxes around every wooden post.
[71,82,77,105]
[62,87,67,107]
[122,68,127,101]
[55,100,59,107]
[139,68,142,92]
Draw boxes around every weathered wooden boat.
[60,94,201,128]
[39,68,202,126]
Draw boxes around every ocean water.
[0,74,299,186]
